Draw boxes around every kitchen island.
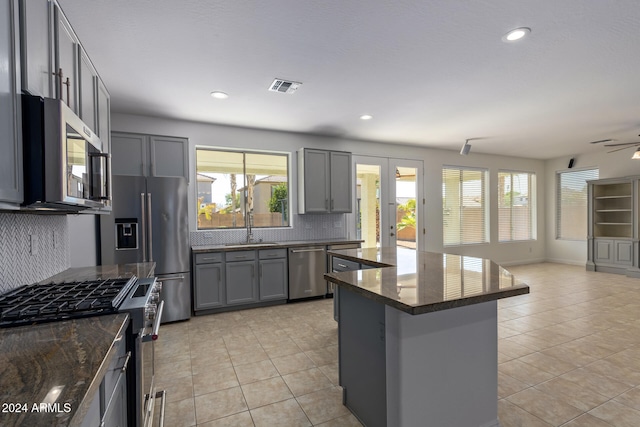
[325,248,529,427]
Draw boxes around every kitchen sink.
[224,242,279,248]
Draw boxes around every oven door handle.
[143,300,164,342]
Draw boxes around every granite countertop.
[325,248,529,315]
[40,262,156,283]
[192,239,363,253]
[0,314,129,427]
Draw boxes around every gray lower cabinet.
[0,0,22,205]
[193,249,288,313]
[111,132,189,181]
[259,258,288,300]
[226,260,258,305]
[594,238,633,266]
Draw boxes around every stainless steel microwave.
[22,96,111,212]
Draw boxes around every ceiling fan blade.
[589,139,614,144]
[607,145,639,153]
[604,141,640,147]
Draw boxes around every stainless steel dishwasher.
[288,246,327,300]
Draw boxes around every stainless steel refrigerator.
[100,175,190,323]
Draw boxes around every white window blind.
[442,167,488,246]
[498,171,536,241]
[557,168,599,240]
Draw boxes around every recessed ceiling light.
[502,27,531,42]
[360,114,373,120]
[210,91,229,99]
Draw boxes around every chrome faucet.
[246,210,254,243]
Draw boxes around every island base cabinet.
[338,287,500,427]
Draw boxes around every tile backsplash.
[0,213,69,293]
[191,213,347,246]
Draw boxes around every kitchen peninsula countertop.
[192,238,363,253]
[40,262,156,283]
[0,313,129,427]
[325,247,529,315]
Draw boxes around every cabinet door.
[53,5,78,112]
[303,149,330,213]
[614,240,633,265]
[329,151,352,213]
[259,258,287,300]
[0,0,22,204]
[96,78,111,154]
[226,261,257,305]
[111,133,148,176]
[149,135,189,181]
[194,263,224,310]
[19,0,53,97]
[101,374,127,427]
[78,46,97,132]
[594,239,613,264]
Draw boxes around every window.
[195,148,289,229]
[498,171,536,241]
[557,168,599,240]
[442,167,489,246]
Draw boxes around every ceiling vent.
[269,79,301,94]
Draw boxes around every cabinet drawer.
[332,257,361,272]
[259,248,287,259]
[195,252,223,264]
[103,332,128,402]
[225,250,256,262]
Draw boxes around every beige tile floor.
[156,263,640,426]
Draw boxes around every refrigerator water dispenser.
[115,219,138,250]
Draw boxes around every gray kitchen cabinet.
[18,0,53,98]
[226,259,258,305]
[111,132,189,181]
[259,249,288,300]
[78,45,97,131]
[194,263,225,310]
[96,77,111,153]
[53,3,78,113]
[0,0,22,205]
[297,148,352,214]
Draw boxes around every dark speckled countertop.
[325,248,529,315]
[0,314,129,427]
[192,239,362,253]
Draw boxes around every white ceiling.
[58,0,640,159]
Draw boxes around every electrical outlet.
[30,234,39,255]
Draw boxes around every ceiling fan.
[589,135,640,155]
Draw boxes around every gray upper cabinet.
[298,148,352,214]
[53,4,77,113]
[78,46,97,132]
[96,77,111,153]
[0,0,22,205]
[18,0,53,98]
[111,132,189,181]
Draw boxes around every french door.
[350,155,424,250]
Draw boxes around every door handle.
[157,275,185,282]
[141,193,147,261]
[148,193,153,261]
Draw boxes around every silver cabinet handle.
[200,257,218,261]
[325,199,329,210]
[234,255,247,259]
[157,390,167,427]
[141,193,147,261]
[251,265,254,277]
[260,265,263,278]
[119,351,131,373]
[148,193,153,261]
[337,263,348,268]
[331,199,334,210]
[291,248,325,253]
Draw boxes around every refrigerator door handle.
[148,193,153,262]
[141,193,147,262]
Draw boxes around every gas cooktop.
[0,277,136,328]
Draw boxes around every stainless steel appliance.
[0,276,164,427]
[101,176,191,323]
[288,246,327,300]
[21,95,111,212]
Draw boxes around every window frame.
[556,167,599,241]
[195,147,291,230]
[442,166,490,247]
[498,170,537,242]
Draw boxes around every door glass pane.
[66,124,87,199]
[395,166,417,249]
[356,164,381,248]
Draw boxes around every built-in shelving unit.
[587,177,640,277]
